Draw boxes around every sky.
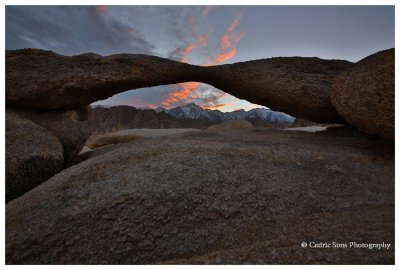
[5,5,395,112]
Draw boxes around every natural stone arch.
[6,49,353,123]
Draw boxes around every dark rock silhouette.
[6,49,202,109]
[6,128,394,264]
[6,110,64,202]
[12,106,93,162]
[332,49,394,139]
[6,49,353,123]
[205,57,353,123]
[291,118,320,127]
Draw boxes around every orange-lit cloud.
[176,32,208,63]
[215,48,237,62]
[162,15,210,106]
[95,5,108,14]
[203,103,227,110]
[227,16,241,33]
[184,44,196,55]
[202,6,215,17]
[221,31,244,50]
[207,15,245,66]
[161,14,245,110]
[161,82,201,106]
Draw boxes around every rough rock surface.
[6,49,353,123]
[6,128,393,264]
[291,118,320,127]
[331,48,394,139]
[206,57,353,123]
[206,120,255,131]
[86,128,199,149]
[71,129,201,166]
[6,49,202,109]
[162,205,393,264]
[12,106,93,162]
[86,133,144,149]
[6,110,64,202]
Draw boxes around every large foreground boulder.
[6,110,64,202]
[331,48,394,139]
[6,129,394,264]
[6,49,353,123]
[12,106,93,162]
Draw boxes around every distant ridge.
[130,103,296,125]
[93,103,295,126]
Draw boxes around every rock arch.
[6,49,353,123]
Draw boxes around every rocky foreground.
[5,48,395,264]
[6,127,394,264]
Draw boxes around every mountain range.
[88,105,211,134]
[153,103,295,125]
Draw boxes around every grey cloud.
[6,6,155,56]
[93,85,175,108]
[162,6,211,60]
[6,5,394,111]
[192,85,226,108]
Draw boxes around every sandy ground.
[284,126,328,132]
[83,128,201,150]
[107,128,201,138]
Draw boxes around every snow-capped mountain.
[136,107,153,110]
[164,103,295,125]
[154,107,167,113]
[168,103,221,122]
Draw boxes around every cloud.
[202,6,215,17]
[6,5,249,112]
[207,14,245,65]
[161,12,245,110]
[6,6,155,56]
[95,5,108,14]
[195,87,227,109]
[92,85,174,108]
